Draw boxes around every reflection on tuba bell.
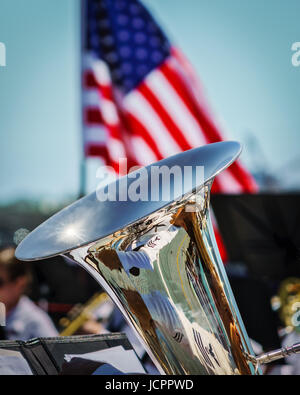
[16,142,263,374]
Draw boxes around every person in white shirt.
[0,247,58,341]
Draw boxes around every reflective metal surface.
[15,142,242,261]
[16,142,260,375]
[67,189,258,374]
[257,343,300,364]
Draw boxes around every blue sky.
[0,0,299,203]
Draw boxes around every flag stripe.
[84,126,107,144]
[123,111,164,161]
[138,82,191,151]
[85,143,109,160]
[131,136,159,165]
[124,90,182,157]
[216,170,244,194]
[84,108,103,125]
[161,61,219,143]
[161,60,257,192]
[144,68,207,148]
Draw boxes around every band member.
[0,247,58,340]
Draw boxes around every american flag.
[82,0,257,194]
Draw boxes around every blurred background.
[0,0,300,373]
[1,0,300,205]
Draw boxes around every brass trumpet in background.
[59,292,112,336]
[272,277,300,335]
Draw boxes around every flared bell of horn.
[16,142,261,375]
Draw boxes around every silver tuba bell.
[16,141,262,375]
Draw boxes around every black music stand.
[0,333,145,375]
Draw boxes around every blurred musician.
[0,247,58,341]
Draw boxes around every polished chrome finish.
[257,343,300,364]
[15,142,243,261]
[16,142,260,375]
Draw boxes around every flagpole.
[79,0,86,198]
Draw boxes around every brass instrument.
[272,277,300,334]
[15,142,300,374]
[59,292,112,336]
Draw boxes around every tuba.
[16,142,265,374]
